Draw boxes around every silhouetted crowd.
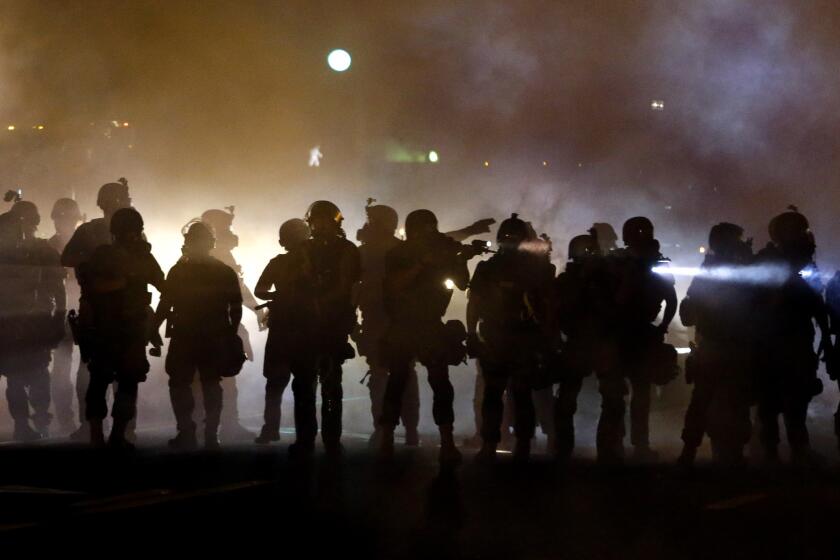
[1,179,839,469]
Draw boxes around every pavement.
[1,428,840,559]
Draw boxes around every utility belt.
[388,319,467,367]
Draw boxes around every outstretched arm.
[445,218,496,242]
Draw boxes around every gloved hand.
[256,308,269,332]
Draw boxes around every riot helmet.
[97,178,131,214]
[201,208,238,250]
[404,209,438,241]
[305,200,343,237]
[110,207,144,240]
[496,213,530,249]
[622,216,654,248]
[768,206,815,266]
[708,222,750,261]
[10,200,40,238]
[51,198,82,222]
[568,234,599,262]
[279,218,311,250]
[182,220,216,255]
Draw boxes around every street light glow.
[428,150,439,163]
[327,49,352,72]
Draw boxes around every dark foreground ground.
[1,432,840,559]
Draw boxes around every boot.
[108,419,135,451]
[13,422,43,443]
[107,435,136,452]
[378,426,395,460]
[204,429,221,451]
[475,442,497,464]
[255,426,281,445]
[89,419,106,448]
[368,428,382,449]
[596,442,625,467]
[168,430,198,450]
[677,445,697,468]
[404,427,420,447]
[438,425,462,467]
[513,438,531,465]
[288,439,315,460]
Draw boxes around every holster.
[68,309,95,364]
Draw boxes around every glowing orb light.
[444,278,456,290]
[428,150,439,163]
[327,49,352,72]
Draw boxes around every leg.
[259,343,291,441]
[219,376,252,438]
[532,386,555,439]
[707,361,752,465]
[319,357,343,450]
[629,376,652,450]
[757,399,781,462]
[473,364,485,438]
[6,374,36,439]
[511,375,537,460]
[367,364,388,433]
[597,371,627,463]
[427,362,455,428]
[680,375,716,460]
[554,374,584,458]
[200,372,223,447]
[783,396,811,459]
[75,361,90,425]
[479,363,507,447]
[401,361,421,443]
[28,364,53,434]
[85,363,111,422]
[51,336,77,431]
[427,361,460,465]
[165,339,198,447]
[834,398,840,453]
[290,359,318,447]
[110,380,139,445]
[380,354,412,429]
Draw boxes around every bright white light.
[327,49,352,72]
[6,125,14,131]
[652,263,827,285]
[699,246,706,254]
[398,227,406,239]
[485,241,492,248]
[676,347,692,355]
[308,145,323,167]
[428,150,439,163]
[651,100,665,111]
[652,265,701,276]
[444,278,455,290]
